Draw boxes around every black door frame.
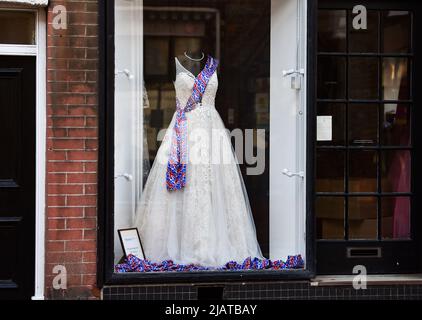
[314,0,422,274]
[97,0,318,287]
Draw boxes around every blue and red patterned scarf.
[166,55,219,191]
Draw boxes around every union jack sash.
[166,55,219,191]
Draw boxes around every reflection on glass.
[318,10,347,52]
[382,104,411,146]
[317,56,346,99]
[317,103,345,146]
[349,197,378,239]
[115,0,274,266]
[349,11,379,53]
[144,38,170,76]
[381,150,411,193]
[348,104,378,145]
[174,38,203,76]
[349,150,378,193]
[383,11,411,53]
[349,58,379,100]
[0,11,36,45]
[382,58,409,101]
[382,197,411,239]
[316,150,345,193]
[316,197,345,240]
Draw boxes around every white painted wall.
[270,0,307,262]
[114,0,144,263]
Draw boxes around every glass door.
[316,0,422,274]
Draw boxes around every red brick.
[82,274,96,286]
[84,162,97,172]
[49,207,84,218]
[47,173,67,183]
[65,240,96,252]
[48,219,66,230]
[67,173,97,184]
[84,207,97,217]
[84,184,97,195]
[46,241,65,252]
[48,230,83,241]
[67,150,97,161]
[47,252,83,264]
[51,117,85,127]
[82,252,97,263]
[83,230,96,240]
[50,139,85,150]
[48,184,83,195]
[68,105,97,116]
[85,139,98,150]
[66,218,96,230]
[48,162,84,173]
[67,195,97,206]
[46,0,99,300]
[67,129,98,138]
[47,195,66,206]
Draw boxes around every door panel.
[0,56,36,299]
[316,0,422,274]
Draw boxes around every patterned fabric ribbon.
[166,55,219,191]
[115,254,305,273]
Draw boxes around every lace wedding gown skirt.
[134,58,263,267]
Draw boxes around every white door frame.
[0,7,46,300]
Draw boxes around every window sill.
[311,274,422,287]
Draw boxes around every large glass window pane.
[349,58,379,100]
[383,11,411,53]
[349,11,379,53]
[316,197,345,240]
[348,104,378,146]
[349,197,378,239]
[381,196,411,239]
[382,58,410,101]
[349,150,378,193]
[318,56,347,99]
[382,104,411,146]
[316,150,345,193]
[318,10,347,52]
[381,150,411,193]
[113,0,306,274]
[0,10,36,45]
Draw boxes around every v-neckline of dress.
[175,56,208,80]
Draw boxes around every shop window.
[106,0,308,276]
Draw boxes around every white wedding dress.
[134,57,263,267]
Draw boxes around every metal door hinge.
[282,68,304,90]
[282,168,304,179]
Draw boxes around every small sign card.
[118,228,146,260]
[317,116,332,141]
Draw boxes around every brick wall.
[46,0,99,299]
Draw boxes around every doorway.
[315,0,422,274]
[0,56,36,299]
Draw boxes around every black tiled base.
[102,282,422,300]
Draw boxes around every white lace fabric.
[134,57,263,267]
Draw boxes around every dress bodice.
[173,57,218,107]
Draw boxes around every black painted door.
[0,56,36,299]
[316,0,422,274]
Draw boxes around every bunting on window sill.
[114,254,304,273]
